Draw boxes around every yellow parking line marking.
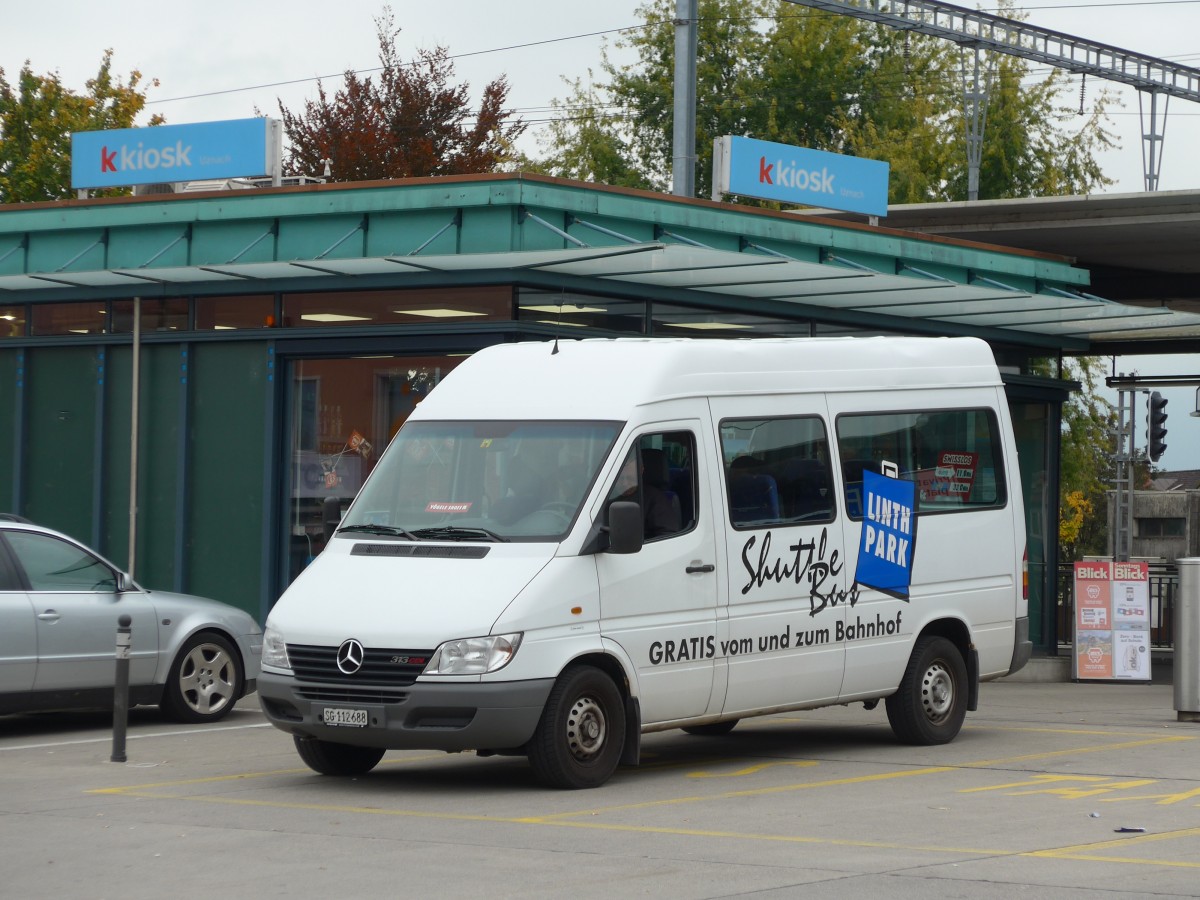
[81,734,1200,870]
[1028,826,1200,869]
[84,731,1200,871]
[958,735,1193,769]
[87,753,447,794]
[686,760,819,778]
[518,766,956,822]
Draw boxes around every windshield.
[340,420,622,541]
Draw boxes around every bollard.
[111,614,132,763]
[1174,559,1200,723]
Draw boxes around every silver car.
[0,519,262,722]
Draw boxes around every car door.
[5,530,159,692]
[0,536,37,694]
[596,420,722,725]
[709,397,848,717]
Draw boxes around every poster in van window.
[855,469,917,599]
[1072,561,1151,682]
[917,451,978,503]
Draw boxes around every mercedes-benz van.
[259,337,1030,788]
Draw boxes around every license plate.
[322,707,368,727]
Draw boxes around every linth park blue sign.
[713,135,889,217]
[71,118,282,190]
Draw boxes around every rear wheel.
[294,735,386,776]
[682,720,739,737]
[161,632,243,723]
[527,665,625,789]
[885,636,968,745]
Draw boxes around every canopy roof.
[3,173,1198,351]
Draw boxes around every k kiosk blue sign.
[71,118,282,190]
[713,135,889,217]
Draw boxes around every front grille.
[296,686,410,705]
[288,643,432,687]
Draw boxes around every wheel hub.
[566,696,606,761]
[921,662,954,722]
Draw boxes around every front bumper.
[257,672,554,751]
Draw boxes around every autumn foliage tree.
[279,9,526,181]
[0,51,162,203]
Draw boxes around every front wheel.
[527,665,625,789]
[294,735,386,776]
[161,632,243,723]
[885,636,968,745]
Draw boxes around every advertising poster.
[1072,561,1151,682]
[918,451,979,503]
[855,469,917,599]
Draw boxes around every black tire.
[885,636,968,745]
[294,735,386,776]
[682,719,739,737]
[527,665,625,789]
[161,632,243,723]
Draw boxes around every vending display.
[1072,561,1152,682]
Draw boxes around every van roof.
[414,336,1003,422]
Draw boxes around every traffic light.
[1147,391,1169,462]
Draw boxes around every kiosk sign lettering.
[712,135,889,216]
[1072,561,1151,681]
[71,118,281,190]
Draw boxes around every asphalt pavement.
[2,678,1199,899]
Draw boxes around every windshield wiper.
[337,524,418,540]
[409,526,508,543]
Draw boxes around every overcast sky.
[5,0,1199,468]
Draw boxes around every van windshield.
[339,420,622,542]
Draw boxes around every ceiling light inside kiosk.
[393,308,488,318]
[301,312,371,323]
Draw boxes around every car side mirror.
[115,571,133,592]
[606,501,644,554]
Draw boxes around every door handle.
[685,563,716,574]
[37,609,61,622]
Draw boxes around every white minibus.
[259,337,1030,788]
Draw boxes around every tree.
[0,51,161,203]
[278,8,526,181]
[536,0,1116,202]
[1058,357,1117,560]
[529,74,651,189]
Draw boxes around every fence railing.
[1056,563,1177,650]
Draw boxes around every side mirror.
[115,571,133,593]
[606,501,644,554]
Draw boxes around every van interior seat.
[729,469,781,524]
[641,447,684,536]
[777,457,831,520]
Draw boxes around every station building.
[4,172,1197,654]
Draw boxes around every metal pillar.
[1176,558,1200,722]
[1139,90,1168,192]
[960,45,992,202]
[671,0,698,197]
[1112,387,1135,563]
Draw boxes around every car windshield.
[340,420,622,541]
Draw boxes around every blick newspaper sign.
[1072,560,1151,682]
[71,118,281,190]
[713,135,889,217]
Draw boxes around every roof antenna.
[551,289,564,355]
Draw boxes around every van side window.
[606,431,697,541]
[836,408,1006,518]
[719,417,835,529]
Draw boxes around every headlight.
[261,625,291,671]
[425,633,522,676]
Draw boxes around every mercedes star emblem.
[336,638,365,674]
